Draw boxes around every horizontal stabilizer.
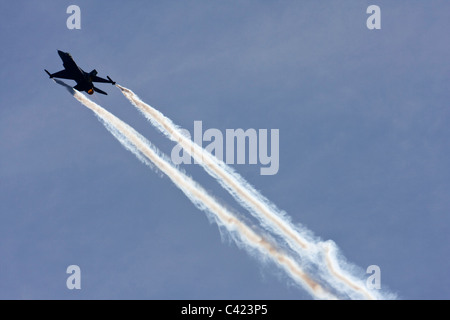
[93,86,107,95]
[73,83,84,91]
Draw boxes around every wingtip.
[107,76,116,85]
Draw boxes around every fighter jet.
[45,50,115,95]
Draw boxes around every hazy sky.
[1,1,449,299]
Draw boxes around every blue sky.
[1,1,449,299]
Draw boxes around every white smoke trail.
[116,86,311,251]
[54,79,337,299]
[117,85,390,300]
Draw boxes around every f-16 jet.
[45,50,115,95]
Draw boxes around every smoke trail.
[54,79,337,300]
[117,84,389,300]
[116,85,311,251]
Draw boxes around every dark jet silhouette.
[45,50,115,95]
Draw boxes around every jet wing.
[47,69,74,80]
[91,75,115,84]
